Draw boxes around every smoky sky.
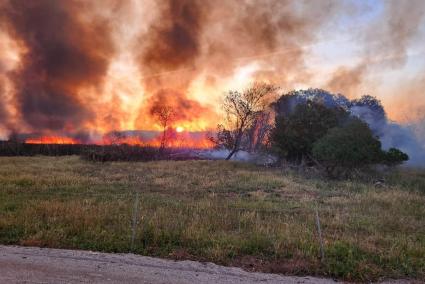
[141,0,203,75]
[325,0,425,98]
[1,0,114,131]
[135,0,342,129]
[0,0,424,137]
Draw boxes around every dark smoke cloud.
[140,0,205,91]
[136,0,208,124]
[141,0,203,71]
[1,0,115,131]
[137,0,342,128]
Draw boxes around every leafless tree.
[218,82,278,160]
[105,131,126,145]
[151,105,174,150]
[246,111,274,153]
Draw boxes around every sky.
[0,0,424,139]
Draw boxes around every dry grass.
[0,156,424,281]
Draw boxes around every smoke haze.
[0,0,424,160]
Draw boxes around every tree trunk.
[225,148,238,160]
[225,130,243,160]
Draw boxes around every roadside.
[0,245,337,284]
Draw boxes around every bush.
[312,119,408,178]
[271,100,348,163]
[382,148,409,166]
[80,145,160,162]
[0,141,85,156]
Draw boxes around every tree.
[382,148,409,167]
[151,105,174,150]
[217,83,278,160]
[312,119,387,177]
[271,100,348,164]
[245,111,274,153]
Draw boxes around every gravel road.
[0,245,338,284]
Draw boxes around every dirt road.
[0,245,338,284]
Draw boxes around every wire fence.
[3,177,423,260]
[11,189,327,258]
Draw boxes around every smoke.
[1,0,115,132]
[326,0,425,101]
[351,105,425,167]
[0,0,423,149]
[135,0,213,129]
[0,0,344,136]
[140,0,204,80]
[136,89,217,130]
[350,92,425,167]
[364,0,425,68]
[326,64,367,99]
[276,89,425,166]
[134,0,343,130]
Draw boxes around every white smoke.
[350,106,425,167]
[197,149,277,164]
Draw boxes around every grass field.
[0,156,424,281]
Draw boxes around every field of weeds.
[0,156,424,282]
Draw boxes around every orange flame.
[102,129,214,149]
[23,128,214,149]
[25,136,79,144]
[101,135,145,146]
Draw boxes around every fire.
[25,136,79,144]
[101,135,145,146]
[103,130,214,149]
[21,125,214,149]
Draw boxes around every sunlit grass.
[0,156,424,281]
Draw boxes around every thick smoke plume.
[1,0,114,132]
[134,0,342,130]
[0,0,423,156]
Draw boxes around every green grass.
[0,156,424,281]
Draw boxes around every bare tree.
[151,105,174,150]
[105,131,126,145]
[218,83,278,160]
[246,111,274,153]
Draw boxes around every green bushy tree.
[271,100,348,163]
[312,119,408,177]
[312,119,382,176]
[382,148,409,166]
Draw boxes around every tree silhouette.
[219,82,277,160]
[151,105,174,150]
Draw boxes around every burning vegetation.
[25,136,79,145]
[0,1,424,167]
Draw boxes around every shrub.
[271,100,348,163]
[382,148,409,166]
[81,145,160,162]
[312,119,408,177]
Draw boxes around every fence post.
[131,191,140,251]
[315,205,325,262]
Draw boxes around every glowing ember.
[25,136,79,144]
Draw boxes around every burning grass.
[0,156,424,281]
[0,141,205,161]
